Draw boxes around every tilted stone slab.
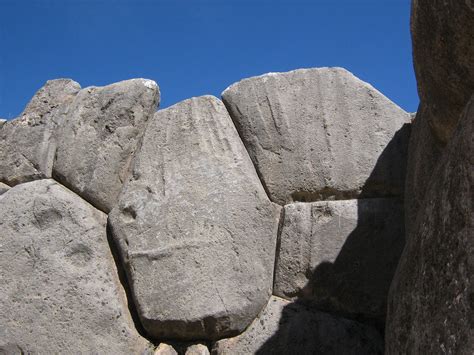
[274,198,404,325]
[212,296,383,354]
[386,96,474,354]
[222,67,411,205]
[109,96,281,340]
[0,179,152,354]
[53,78,159,213]
[0,79,80,185]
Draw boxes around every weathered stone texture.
[386,96,474,353]
[0,79,80,185]
[109,96,281,340]
[411,0,474,142]
[0,180,152,354]
[274,199,404,325]
[222,67,411,205]
[185,344,210,355]
[53,78,159,213]
[155,343,178,355]
[0,182,10,195]
[213,296,384,355]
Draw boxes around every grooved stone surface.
[0,180,152,354]
[0,79,80,186]
[222,67,411,205]
[109,96,281,340]
[212,296,384,355]
[274,199,404,325]
[386,96,474,354]
[53,78,159,213]
[411,0,474,143]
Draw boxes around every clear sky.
[0,0,418,119]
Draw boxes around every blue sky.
[0,0,417,119]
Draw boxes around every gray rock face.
[213,296,384,355]
[274,199,404,325]
[404,105,443,236]
[0,79,80,185]
[53,79,159,213]
[386,96,474,354]
[0,179,152,354]
[0,182,10,195]
[185,344,210,355]
[222,67,411,205]
[109,96,281,340]
[0,119,6,127]
[155,343,178,355]
[411,0,474,143]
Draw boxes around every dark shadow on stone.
[256,124,411,354]
[105,221,153,343]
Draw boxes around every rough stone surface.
[53,78,160,213]
[274,199,404,326]
[0,79,80,185]
[0,119,6,127]
[0,182,10,195]
[404,105,444,236]
[109,96,281,340]
[155,343,178,355]
[0,179,152,354]
[222,67,411,205]
[186,344,210,355]
[411,0,474,142]
[212,296,384,355]
[386,96,474,353]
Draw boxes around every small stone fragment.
[185,344,210,355]
[155,343,178,355]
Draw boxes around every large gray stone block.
[222,67,411,205]
[0,79,80,185]
[411,0,474,143]
[53,78,159,213]
[386,96,474,354]
[109,96,281,340]
[274,199,404,325]
[0,179,152,354]
[212,296,383,355]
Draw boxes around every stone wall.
[0,68,411,354]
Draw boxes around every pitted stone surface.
[386,96,474,354]
[274,199,404,325]
[0,179,152,354]
[0,79,80,185]
[222,67,411,205]
[212,296,384,355]
[109,95,281,340]
[53,78,159,213]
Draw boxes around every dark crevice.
[105,221,152,342]
[221,96,275,204]
[272,207,286,293]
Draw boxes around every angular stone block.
[109,96,281,340]
[213,296,383,354]
[0,180,152,354]
[222,67,411,205]
[53,78,159,213]
[0,79,80,185]
[274,198,404,324]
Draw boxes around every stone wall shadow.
[256,124,411,354]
